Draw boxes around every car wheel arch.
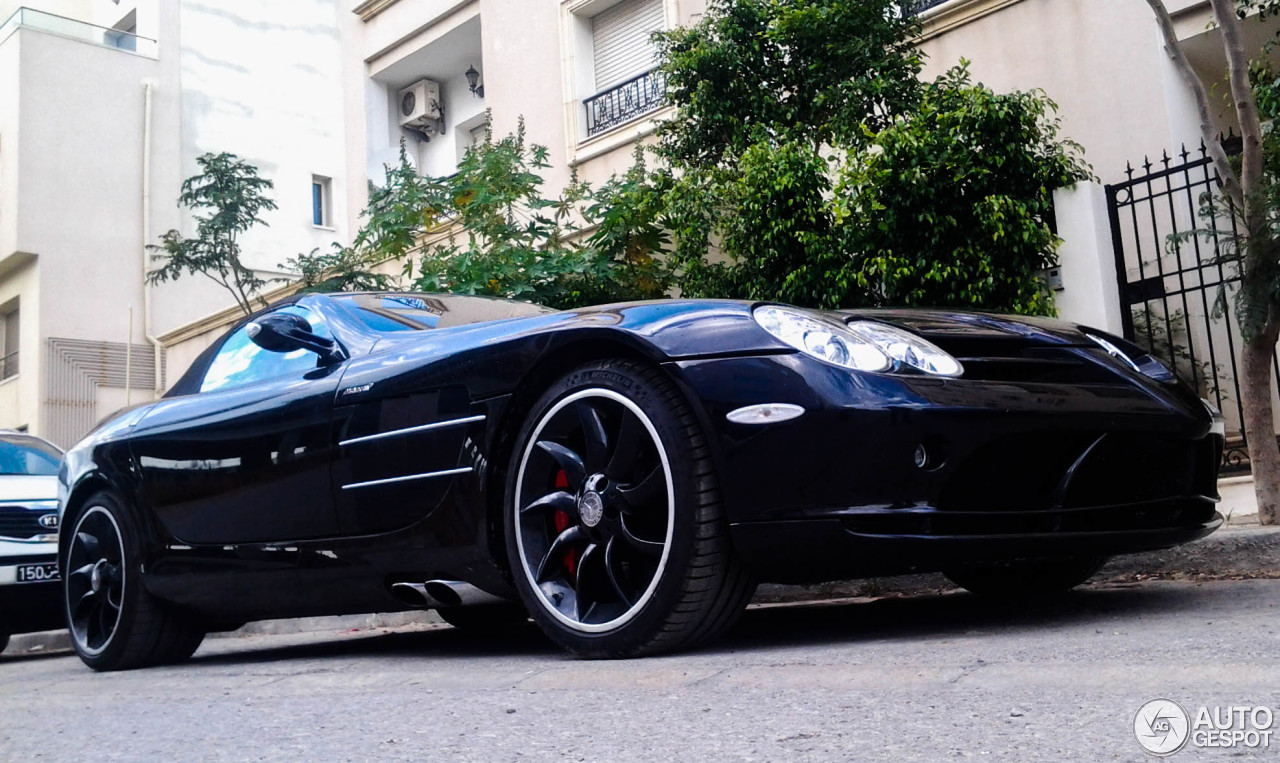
[59,476,151,560]
[481,338,676,578]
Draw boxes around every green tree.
[652,0,1088,316]
[148,152,277,316]
[361,121,671,309]
[413,119,594,305]
[574,147,673,306]
[282,244,398,293]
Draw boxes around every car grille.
[840,431,1221,538]
[0,505,57,540]
[936,432,1220,512]
[931,341,1125,385]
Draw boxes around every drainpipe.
[142,81,163,398]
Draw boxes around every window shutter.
[592,0,664,92]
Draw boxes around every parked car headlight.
[845,321,965,377]
[1083,330,1177,383]
[754,306,890,372]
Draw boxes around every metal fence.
[1105,141,1277,473]
[583,68,666,139]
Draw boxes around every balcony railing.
[583,68,666,140]
[0,351,18,381]
[0,7,157,57]
[902,0,953,14]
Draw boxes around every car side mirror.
[246,313,347,365]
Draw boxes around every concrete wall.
[149,0,351,336]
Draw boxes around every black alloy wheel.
[65,506,126,657]
[506,359,754,658]
[63,491,205,671]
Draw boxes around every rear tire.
[944,556,1108,598]
[63,491,206,671]
[505,359,754,659]
[0,633,8,654]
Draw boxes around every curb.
[6,524,1278,658]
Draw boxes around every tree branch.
[1209,0,1264,201]
[1144,0,1245,208]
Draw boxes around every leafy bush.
[652,0,1090,316]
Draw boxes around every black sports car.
[57,292,1223,670]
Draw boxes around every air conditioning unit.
[398,79,443,134]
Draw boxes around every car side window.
[200,306,334,393]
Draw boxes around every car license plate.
[16,562,59,583]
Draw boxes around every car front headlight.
[845,321,964,377]
[753,306,890,372]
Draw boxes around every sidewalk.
[6,522,1279,657]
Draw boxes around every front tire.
[63,491,205,671]
[505,359,754,658]
[944,556,1108,598]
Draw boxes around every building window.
[591,0,663,91]
[578,0,668,140]
[312,175,332,228]
[1,304,19,380]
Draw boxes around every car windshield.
[0,434,62,476]
[333,293,556,332]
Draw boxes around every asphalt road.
[2,579,1278,762]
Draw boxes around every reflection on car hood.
[0,474,59,502]
[836,308,1090,345]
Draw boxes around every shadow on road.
[179,580,1221,667]
[718,582,1198,653]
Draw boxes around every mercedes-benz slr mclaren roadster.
[57,292,1224,670]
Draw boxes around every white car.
[0,430,63,653]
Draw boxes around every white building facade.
[0,0,352,445]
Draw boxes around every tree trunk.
[1240,326,1280,525]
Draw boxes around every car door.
[130,304,344,545]
[330,380,479,537]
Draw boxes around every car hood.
[0,474,59,502]
[836,308,1093,347]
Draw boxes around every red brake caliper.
[552,470,576,576]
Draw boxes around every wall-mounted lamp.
[465,65,484,98]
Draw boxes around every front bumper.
[670,353,1224,583]
[0,547,63,636]
[731,508,1222,583]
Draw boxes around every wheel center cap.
[90,560,105,593]
[579,491,605,527]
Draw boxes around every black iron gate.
[1105,141,1261,473]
